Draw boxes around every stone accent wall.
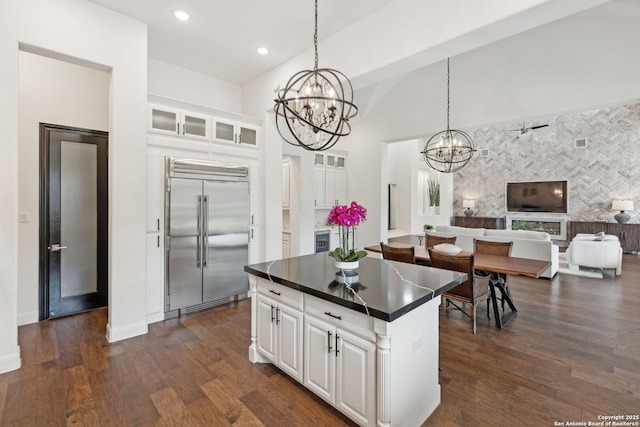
[453,102,640,224]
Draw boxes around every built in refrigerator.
[165,157,250,315]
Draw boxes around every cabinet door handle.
[335,334,340,357]
[324,312,342,320]
[157,235,160,248]
[276,307,280,325]
[176,123,179,134]
[251,215,254,225]
[327,331,333,353]
[182,123,186,135]
[157,218,160,231]
[269,289,281,296]
[251,229,254,239]
[270,305,275,323]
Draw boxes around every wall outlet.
[19,212,29,223]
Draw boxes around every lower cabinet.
[304,315,375,426]
[249,275,441,426]
[256,292,303,382]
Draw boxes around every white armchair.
[565,233,622,275]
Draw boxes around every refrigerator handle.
[203,195,209,268]
[196,195,202,268]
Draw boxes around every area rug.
[557,253,604,279]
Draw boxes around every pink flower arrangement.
[327,201,368,262]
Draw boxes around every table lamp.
[463,199,476,217]
[612,200,633,224]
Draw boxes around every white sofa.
[427,225,559,279]
[565,233,622,275]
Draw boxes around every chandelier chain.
[273,0,358,151]
[314,0,319,70]
[446,57,450,130]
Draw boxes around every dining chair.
[380,242,416,264]
[473,239,513,311]
[425,234,457,249]
[428,249,490,334]
[415,235,458,266]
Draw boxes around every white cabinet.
[249,274,443,427]
[214,118,259,148]
[146,151,165,233]
[282,232,290,259]
[255,286,303,382]
[315,153,346,168]
[149,104,210,140]
[146,151,165,323]
[329,228,339,252]
[304,314,376,426]
[326,168,347,207]
[315,167,347,208]
[314,167,326,208]
[282,158,290,209]
[146,232,164,322]
[314,152,347,209]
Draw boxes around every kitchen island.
[244,253,465,426]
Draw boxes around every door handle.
[49,244,68,252]
[196,195,202,268]
[203,195,209,268]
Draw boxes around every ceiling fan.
[507,122,549,134]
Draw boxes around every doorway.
[39,123,108,320]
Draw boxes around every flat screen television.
[506,180,568,213]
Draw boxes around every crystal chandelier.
[274,0,358,151]
[421,58,475,173]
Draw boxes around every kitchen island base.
[248,275,441,426]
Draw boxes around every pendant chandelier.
[421,58,475,173]
[274,0,358,151]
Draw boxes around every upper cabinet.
[147,96,262,155]
[214,119,259,148]
[315,153,346,169]
[314,152,348,209]
[149,104,210,140]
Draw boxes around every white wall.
[1,0,148,373]
[18,51,110,325]
[148,58,242,113]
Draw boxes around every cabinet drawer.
[257,279,303,311]
[305,294,375,340]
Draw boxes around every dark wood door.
[40,124,108,319]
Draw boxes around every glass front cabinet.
[214,119,259,148]
[149,105,210,140]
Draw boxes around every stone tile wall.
[454,102,640,224]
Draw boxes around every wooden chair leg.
[472,304,477,334]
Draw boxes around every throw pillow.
[593,231,606,241]
[433,243,462,255]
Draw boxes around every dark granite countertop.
[244,253,466,322]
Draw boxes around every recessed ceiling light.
[256,47,269,56]
[174,10,190,21]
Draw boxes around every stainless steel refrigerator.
[165,157,250,313]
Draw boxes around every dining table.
[364,242,551,329]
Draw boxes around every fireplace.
[506,216,567,240]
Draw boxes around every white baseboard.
[0,346,21,374]
[146,311,165,325]
[106,321,148,343]
[17,311,39,326]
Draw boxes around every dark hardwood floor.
[2,255,639,426]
